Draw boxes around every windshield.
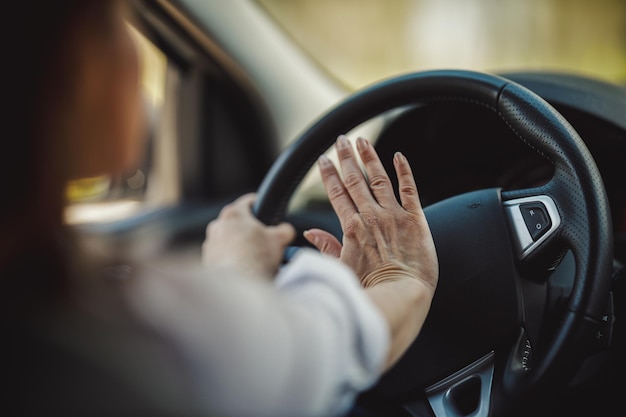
[257,0,626,90]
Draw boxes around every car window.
[65,25,168,224]
[256,0,626,90]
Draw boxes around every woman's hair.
[6,0,122,214]
[2,0,125,309]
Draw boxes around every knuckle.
[360,212,380,227]
[399,184,418,197]
[368,174,391,190]
[327,183,346,201]
[343,172,364,189]
[221,204,238,218]
[343,217,362,238]
[206,219,218,232]
[397,214,419,228]
[283,224,296,239]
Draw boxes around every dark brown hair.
[2,0,125,313]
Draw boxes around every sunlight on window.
[66,176,112,202]
[130,24,167,109]
[257,0,626,90]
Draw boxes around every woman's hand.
[304,135,438,291]
[304,135,439,369]
[202,193,295,280]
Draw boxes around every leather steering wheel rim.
[254,70,613,416]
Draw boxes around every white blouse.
[128,249,390,417]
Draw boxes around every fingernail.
[318,154,331,166]
[303,230,317,244]
[394,151,406,164]
[336,135,349,149]
[356,137,368,152]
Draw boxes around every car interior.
[67,1,626,416]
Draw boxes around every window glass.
[65,26,167,224]
[257,0,626,90]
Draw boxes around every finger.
[204,218,216,240]
[219,193,257,219]
[335,135,376,209]
[268,222,296,246]
[303,229,342,258]
[355,137,396,208]
[393,152,422,213]
[318,154,358,227]
[231,192,257,211]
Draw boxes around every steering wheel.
[253,70,613,417]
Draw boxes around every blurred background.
[257,0,626,89]
[66,0,626,223]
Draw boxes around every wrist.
[361,263,436,294]
[364,272,434,370]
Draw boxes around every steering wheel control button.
[504,195,561,259]
[519,203,551,241]
[591,291,615,353]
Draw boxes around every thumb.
[268,222,297,246]
[303,229,342,258]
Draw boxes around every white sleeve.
[128,249,389,417]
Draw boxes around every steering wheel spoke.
[421,352,495,417]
